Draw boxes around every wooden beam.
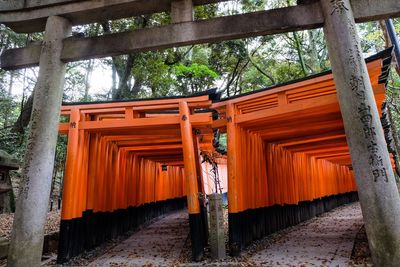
[0,0,227,33]
[236,94,339,125]
[1,0,399,70]
[279,132,346,147]
[59,113,211,131]
[122,144,183,151]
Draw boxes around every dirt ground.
[348,225,373,267]
[0,210,60,267]
[0,210,60,240]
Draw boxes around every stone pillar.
[208,193,226,260]
[320,1,400,266]
[7,16,71,267]
[171,0,193,24]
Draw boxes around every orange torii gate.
[2,0,400,265]
[57,91,218,262]
[57,49,392,262]
[214,49,392,254]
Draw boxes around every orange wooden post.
[61,108,80,220]
[86,133,99,211]
[179,101,201,213]
[193,132,206,197]
[193,131,209,244]
[226,102,243,255]
[76,130,89,219]
[227,103,239,213]
[59,107,81,261]
[179,101,204,261]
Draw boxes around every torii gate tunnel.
[2,0,400,266]
[56,50,392,262]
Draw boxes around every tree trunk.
[13,92,34,133]
[114,54,135,99]
[321,1,400,266]
[111,64,117,99]
[307,30,321,73]
[101,22,140,100]
[84,59,94,101]
[4,71,14,128]
[7,16,71,267]
[292,31,307,76]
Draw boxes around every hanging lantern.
[162,164,168,172]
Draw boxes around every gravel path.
[88,210,189,267]
[249,202,363,267]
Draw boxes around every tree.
[174,63,218,95]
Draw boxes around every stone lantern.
[0,150,19,213]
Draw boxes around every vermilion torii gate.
[53,50,392,263]
[1,0,400,266]
[57,91,217,262]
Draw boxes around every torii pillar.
[179,101,206,261]
[321,0,400,266]
[7,16,71,267]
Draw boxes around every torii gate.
[1,0,400,266]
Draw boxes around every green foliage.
[132,51,176,97]
[54,135,68,171]
[194,4,218,19]
[0,128,27,161]
[174,63,218,94]
[218,133,227,151]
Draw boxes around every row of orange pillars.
[56,49,393,262]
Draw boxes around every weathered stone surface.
[209,194,226,260]
[171,0,194,24]
[0,0,228,33]
[7,15,71,267]
[0,1,24,12]
[321,0,400,266]
[0,232,59,260]
[0,151,18,170]
[2,0,400,70]
[0,151,17,214]
[0,238,8,260]
[0,3,324,70]
[0,0,80,11]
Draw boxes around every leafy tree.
[174,63,219,94]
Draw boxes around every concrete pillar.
[320,1,400,266]
[7,16,71,267]
[208,193,226,260]
[171,0,193,24]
